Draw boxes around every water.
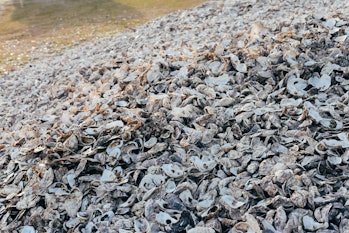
[0,0,204,74]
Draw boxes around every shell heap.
[1,0,349,232]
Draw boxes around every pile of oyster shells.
[1,0,349,232]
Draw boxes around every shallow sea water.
[0,0,204,74]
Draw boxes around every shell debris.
[1,0,349,232]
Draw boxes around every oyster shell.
[187,227,215,233]
[1,0,349,232]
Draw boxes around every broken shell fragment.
[308,74,331,91]
[104,120,124,131]
[230,214,262,233]
[220,195,245,210]
[20,226,36,233]
[63,134,79,151]
[16,194,40,210]
[155,212,179,225]
[144,137,157,148]
[230,55,247,73]
[161,163,185,178]
[190,156,217,172]
[303,215,329,231]
[106,140,123,157]
[286,73,307,97]
[187,227,215,233]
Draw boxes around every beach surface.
[1,0,349,232]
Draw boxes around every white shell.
[308,74,331,91]
[161,163,184,178]
[230,54,247,73]
[139,174,165,190]
[106,140,122,157]
[63,134,79,151]
[230,214,262,233]
[100,170,117,182]
[303,215,329,231]
[220,195,245,210]
[187,227,215,233]
[144,137,157,148]
[104,120,124,131]
[20,226,36,233]
[155,212,178,225]
[190,156,217,172]
[286,74,308,97]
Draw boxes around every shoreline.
[0,0,11,15]
[0,0,205,75]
